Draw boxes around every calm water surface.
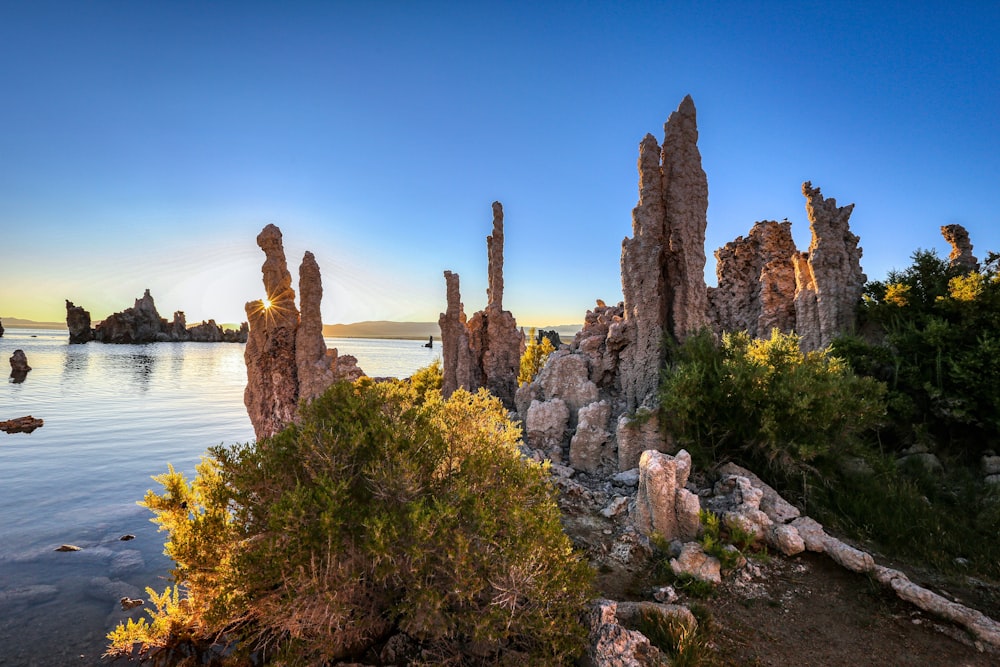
[0,329,439,665]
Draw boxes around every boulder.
[0,416,44,433]
[570,400,612,473]
[669,542,722,584]
[65,300,94,343]
[9,349,31,373]
[615,410,665,472]
[586,599,666,667]
[535,351,600,416]
[632,449,700,541]
[525,399,570,454]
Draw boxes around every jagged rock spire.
[620,95,710,411]
[941,224,978,271]
[487,201,505,309]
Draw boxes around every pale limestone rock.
[601,495,630,519]
[722,505,773,543]
[822,535,875,573]
[438,270,480,397]
[708,220,798,338]
[941,223,978,271]
[669,542,722,584]
[570,400,612,473]
[535,351,599,415]
[525,399,570,453]
[790,516,827,552]
[717,462,800,524]
[674,488,702,542]
[795,182,865,351]
[874,566,1000,648]
[674,449,692,488]
[632,450,700,541]
[571,301,627,388]
[587,599,665,667]
[616,410,664,472]
[620,96,709,412]
[244,225,301,440]
[767,523,805,556]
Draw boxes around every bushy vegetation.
[518,327,555,386]
[657,250,1000,582]
[108,368,593,665]
[833,249,1000,460]
[659,329,886,476]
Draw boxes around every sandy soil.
[699,552,998,666]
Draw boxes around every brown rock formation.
[94,289,170,343]
[244,226,365,440]
[795,182,865,350]
[0,318,4,337]
[65,300,94,344]
[709,220,798,338]
[244,224,302,440]
[438,270,480,397]
[169,312,188,341]
[296,251,337,402]
[0,415,44,433]
[9,349,31,374]
[620,96,710,411]
[439,202,523,409]
[941,224,978,271]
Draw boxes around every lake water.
[0,329,439,665]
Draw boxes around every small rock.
[612,468,640,486]
[55,544,82,552]
[0,416,44,433]
[670,542,722,584]
[652,585,678,603]
[981,455,1000,476]
[119,597,144,611]
[601,495,630,519]
[119,534,135,541]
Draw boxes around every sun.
[262,297,272,310]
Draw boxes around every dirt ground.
[697,552,998,666]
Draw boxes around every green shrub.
[659,329,886,475]
[834,249,1000,460]
[108,376,593,665]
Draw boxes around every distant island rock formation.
[65,290,248,344]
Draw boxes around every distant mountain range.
[323,321,582,341]
[1,317,66,329]
[1,317,582,341]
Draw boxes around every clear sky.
[2,1,997,327]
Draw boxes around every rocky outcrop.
[439,202,523,409]
[620,95,710,412]
[67,292,248,344]
[244,225,301,440]
[244,225,365,440]
[66,300,94,344]
[708,220,798,338]
[0,416,44,433]
[794,182,865,351]
[941,224,978,271]
[9,349,31,374]
[0,318,4,337]
[631,449,699,542]
[438,271,480,397]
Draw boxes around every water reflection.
[128,351,157,391]
[62,344,91,383]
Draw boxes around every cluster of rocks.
[438,201,525,409]
[707,182,866,351]
[243,224,365,440]
[65,292,248,344]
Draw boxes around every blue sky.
[2,1,997,327]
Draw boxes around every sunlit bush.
[659,329,885,475]
[108,372,593,665]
